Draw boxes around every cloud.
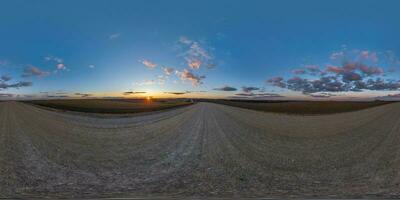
[309,92,336,98]
[22,66,50,77]
[45,56,63,63]
[175,69,205,86]
[74,93,92,98]
[292,65,325,76]
[1,75,11,82]
[269,50,398,96]
[89,65,95,69]
[187,59,201,69]
[292,69,306,75]
[46,95,70,98]
[242,86,259,93]
[163,67,174,75]
[178,36,215,70]
[326,63,383,77]
[0,93,14,98]
[267,77,286,88]
[123,91,147,95]
[45,55,67,71]
[109,33,121,39]
[268,75,400,95]
[359,50,378,63]
[0,81,32,90]
[214,85,237,91]
[164,92,190,95]
[231,92,284,100]
[0,60,9,67]
[140,59,157,69]
[330,51,344,60]
[56,63,66,70]
[133,80,157,86]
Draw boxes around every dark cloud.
[269,59,399,96]
[0,81,32,90]
[269,75,400,95]
[1,75,11,82]
[47,95,70,98]
[242,86,259,93]
[164,92,189,95]
[74,93,92,97]
[214,85,237,91]
[22,66,50,77]
[123,91,147,95]
[235,92,283,97]
[231,92,285,100]
[267,77,286,88]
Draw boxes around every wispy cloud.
[22,66,50,77]
[133,80,157,86]
[123,91,147,95]
[178,36,215,70]
[45,55,67,71]
[56,63,66,70]
[163,67,174,75]
[109,33,121,39]
[175,69,205,86]
[89,64,95,69]
[140,59,157,69]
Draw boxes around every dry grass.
[27,99,193,114]
[211,100,391,115]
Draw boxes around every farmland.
[27,99,193,114]
[210,100,391,115]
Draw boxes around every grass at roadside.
[27,99,193,114]
[210,100,392,115]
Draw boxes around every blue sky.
[1,0,400,100]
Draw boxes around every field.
[27,99,193,114]
[1,101,400,198]
[210,100,391,115]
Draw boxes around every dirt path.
[1,101,400,198]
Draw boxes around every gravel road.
[1,101,400,198]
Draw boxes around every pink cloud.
[175,69,205,86]
[141,60,157,69]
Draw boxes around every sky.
[1,0,400,100]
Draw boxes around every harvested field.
[27,99,192,114]
[212,100,391,115]
[1,101,400,198]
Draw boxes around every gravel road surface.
[1,101,400,198]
